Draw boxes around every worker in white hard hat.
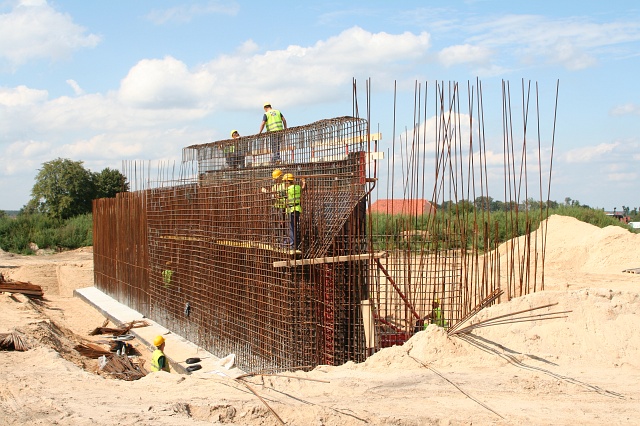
[258,102,287,164]
[150,335,170,372]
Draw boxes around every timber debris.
[0,273,43,297]
[0,331,29,351]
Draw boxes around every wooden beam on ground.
[273,251,386,268]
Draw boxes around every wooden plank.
[361,299,376,349]
[273,251,387,268]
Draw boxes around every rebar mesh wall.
[94,80,556,370]
[93,192,150,316]
[95,117,373,371]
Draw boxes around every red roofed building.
[369,199,436,216]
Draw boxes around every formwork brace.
[374,258,420,320]
[273,251,387,268]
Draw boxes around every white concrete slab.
[74,286,244,377]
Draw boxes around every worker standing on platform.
[150,335,170,372]
[282,173,305,252]
[225,130,244,169]
[261,169,287,244]
[258,103,287,164]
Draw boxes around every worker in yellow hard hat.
[282,173,306,253]
[224,129,244,169]
[150,335,170,372]
[258,102,287,164]
[261,169,287,245]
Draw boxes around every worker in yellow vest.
[150,335,170,372]
[258,103,287,164]
[261,169,287,245]
[425,299,447,328]
[282,173,305,252]
[225,130,245,169]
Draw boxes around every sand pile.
[354,215,640,372]
[541,215,640,274]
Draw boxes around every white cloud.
[146,1,239,24]
[66,79,84,96]
[115,27,431,110]
[459,14,640,71]
[610,103,640,116]
[118,56,215,109]
[606,172,637,182]
[438,44,492,67]
[0,0,100,67]
[564,142,619,163]
[3,139,51,174]
[0,85,48,106]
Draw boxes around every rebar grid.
[93,79,557,370]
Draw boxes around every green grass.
[0,213,93,254]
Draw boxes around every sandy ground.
[1,215,639,425]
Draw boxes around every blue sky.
[1,0,639,211]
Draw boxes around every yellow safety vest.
[265,110,284,132]
[286,184,302,214]
[272,182,286,209]
[151,349,170,372]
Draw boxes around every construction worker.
[150,335,170,372]
[425,299,447,328]
[282,173,305,252]
[224,130,244,169]
[258,103,287,164]
[261,169,287,244]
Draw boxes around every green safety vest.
[223,144,235,154]
[151,349,170,372]
[265,110,284,132]
[430,307,447,327]
[273,182,286,209]
[286,184,302,214]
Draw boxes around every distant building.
[605,211,630,224]
[369,199,436,216]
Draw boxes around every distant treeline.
[369,203,637,251]
[0,212,92,254]
[0,200,637,255]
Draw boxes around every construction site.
[91,80,558,373]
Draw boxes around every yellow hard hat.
[282,173,294,182]
[263,102,271,108]
[153,335,165,347]
[272,169,283,179]
[230,130,239,137]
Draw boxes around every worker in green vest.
[282,173,306,252]
[261,169,287,245]
[425,299,447,328]
[225,130,245,169]
[258,103,287,164]
[150,335,170,372]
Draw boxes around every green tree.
[93,168,129,199]
[474,196,493,211]
[29,158,95,219]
